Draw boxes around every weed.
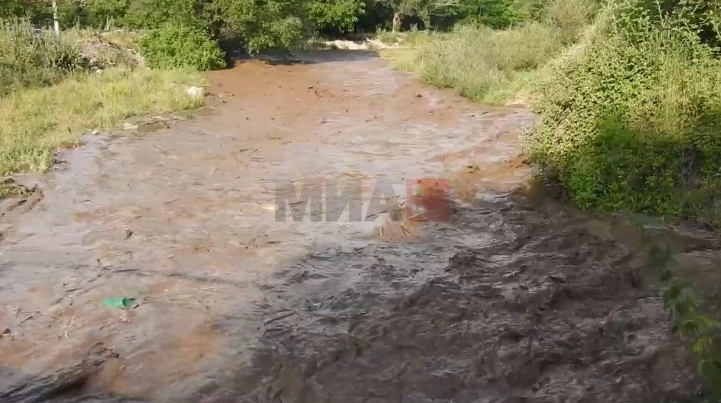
[0,19,85,96]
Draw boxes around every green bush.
[308,0,366,35]
[526,0,721,227]
[140,24,226,71]
[0,19,85,96]
[215,0,310,54]
[85,0,129,29]
[122,0,202,29]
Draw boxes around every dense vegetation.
[0,18,203,175]
[526,0,721,228]
[384,0,595,104]
[0,0,556,68]
[523,1,721,396]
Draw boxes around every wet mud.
[0,50,710,402]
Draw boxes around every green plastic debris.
[102,297,136,308]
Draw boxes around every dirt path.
[0,50,705,402]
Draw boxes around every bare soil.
[0,50,711,402]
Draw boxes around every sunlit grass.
[379,24,566,105]
[0,67,204,175]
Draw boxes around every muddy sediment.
[0,50,709,402]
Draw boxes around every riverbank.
[0,22,205,177]
[373,1,721,397]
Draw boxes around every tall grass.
[541,0,598,44]
[0,19,85,96]
[0,68,204,175]
[379,0,596,105]
[0,19,205,176]
[386,23,565,104]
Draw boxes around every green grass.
[375,0,596,105]
[0,19,85,96]
[380,24,566,105]
[0,67,204,175]
[0,19,205,177]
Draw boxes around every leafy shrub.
[526,0,721,227]
[85,0,130,29]
[214,0,310,54]
[0,19,85,96]
[355,0,394,31]
[140,24,226,71]
[122,0,203,29]
[308,0,366,35]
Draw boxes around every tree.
[373,0,458,30]
[458,0,530,29]
[52,0,59,34]
[307,0,366,35]
[86,0,129,28]
[213,0,313,54]
[0,0,53,25]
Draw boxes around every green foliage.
[140,24,226,70]
[213,0,311,54]
[86,0,129,28]
[457,0,531,29]
[384,0,596,101]
[122,0,203,29]
[526,0,721,227]
[0,0,52,24]
[0,19,85,96]
[356,0,394,31]
[399,22,564,103]
[0,0,597,47]
[640,228,721,401]
[308,0,366,34]
[541,0,597,43]
[613,0,721,48]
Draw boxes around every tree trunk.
[52,0,60,36]
[392,12,402,32]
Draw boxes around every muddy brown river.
[0,50,712,402]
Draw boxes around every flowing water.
[0,50,714,402]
